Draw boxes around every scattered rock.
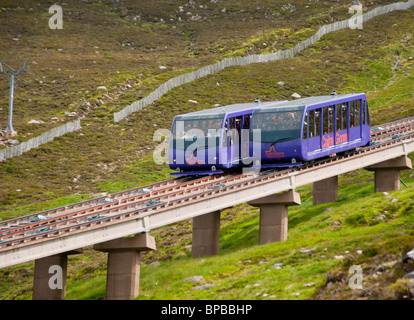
[303,282,315,287]
[273,263,283,269]
[375,261,398,272]
[148,261,160,268]
[300,248,316,254]
[97,86,107,91]
[403,271,414,279]
[241,259,252,263]
[391,198,399,203]
[334,255,344,259]
[403,248,414,263]
[291,92,301,98]
[6,140,19,145]
[188,99,198,104]
[277,81,285,86]
[183,276,204,283]
[159,66,167,70]
[193,284,213,290]
[27,119,43,124]
[93,192,107,199]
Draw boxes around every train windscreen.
[171,116,224,150]
[251,109,304,143]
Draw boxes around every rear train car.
[252,93,370,168]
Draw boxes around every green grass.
[1,1,414,300]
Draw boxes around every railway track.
[1,116,413,252]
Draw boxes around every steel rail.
[0,174,229,236]
[0,117,413,267]
[1,120,413,244]
[0,173,249,241]
[2,130,413,251]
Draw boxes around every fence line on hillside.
[113,0,414,123]
[0,119,81,162]
[1,1,413,162]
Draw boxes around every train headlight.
[211,166,217,171]
[291,158,296,163]
[176,167,180,172]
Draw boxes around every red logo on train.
[265,145,285,159]
[186,152,205,166]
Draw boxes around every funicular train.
[168,93,371,176]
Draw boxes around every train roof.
[174,100,287,120]
[256,93,366,112]
[174,93,366,120]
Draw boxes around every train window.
[366,100,370,125]
[328,106,334,133]
[355,100,360,126]
[309,110,315,138]
[323,107,328,134]
[243,115,250,129]
[303,112,308,139]
[315,109,320,137]
[362,100,365,125]
[223,120,228,147]
[350,101,355,127]
[341,104,347,130]
[336,105,341,132]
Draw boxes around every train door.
[349,99,361,142]
[361,98,370,142]
[225,116,240,166]
[307,108,321,154]
[241,114,251,162]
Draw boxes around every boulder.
[193,284,213,290]
[27,119,43,124]
[183,276,204,283]
[6,140,19,145]
[403,248,414,263]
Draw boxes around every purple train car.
[252,93,371,168]
[169,93,370,176]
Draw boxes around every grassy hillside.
[1,161,413,300]
[0,1,413,300]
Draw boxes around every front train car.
[169,111,225,175]
[250,104,305,167]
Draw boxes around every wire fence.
[1,0,413,161]
[113,0,414,123]
[0,119,81,162]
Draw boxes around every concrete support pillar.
[313,176,338,205]
[32,249,82,300]
[94,234,156,300]
[192,210,220,258]
[366,156,412,193]
[248,190,301,245]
